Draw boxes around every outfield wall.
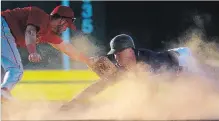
[12,70,100,101]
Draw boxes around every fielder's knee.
[1,67,23,90]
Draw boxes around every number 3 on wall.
[81,0,93,34]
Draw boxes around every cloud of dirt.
[2,25,219,120]
[60,27,219,119]
[71,34,105,57]
[70,33,106,69]
[75,67,219,120]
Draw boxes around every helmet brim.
[107,49,116,55]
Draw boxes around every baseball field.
[11,70,99,101]
[5,37,219,119]
[3,67,219,120]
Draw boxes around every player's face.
[114,48,136,69]
[51,18,68,35]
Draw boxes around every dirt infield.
[2,71,219,120]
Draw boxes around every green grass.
[11,82,93,101]
[10,70,99,101]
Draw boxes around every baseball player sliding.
[61,34,192,110]
[1,6,94,102]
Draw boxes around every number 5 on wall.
[81,0,93,34]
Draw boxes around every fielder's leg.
[1,16,24,102]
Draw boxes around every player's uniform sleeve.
[43,32,63,44]
[168,47,192,67]
[26,6,49,31]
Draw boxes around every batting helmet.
[107,34,135,55]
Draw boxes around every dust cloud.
[70,33,106,69]
[2,31,219,120]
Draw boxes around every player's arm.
[49,41,91,66]
[74,79,113,101]
[25,25,42,62]
[61,77,116,110]
[25,25,37,53]
[25,6,43,54]
[60,56,119,110]
[25,6,47,62]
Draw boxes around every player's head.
[107,34,136,68]
[50,5,76,35]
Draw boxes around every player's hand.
[59,99,90,112]
[28,53,42,62]
[59,100,79,111]
[88,56,98,65]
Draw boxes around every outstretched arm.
[60,77,116,110]
[49,41,92,66]
[60,56,119,110]
[73,78,113,101]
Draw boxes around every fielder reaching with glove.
[61,34,187,110]
[1,6,93,102]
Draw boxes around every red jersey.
[1,6,63,47]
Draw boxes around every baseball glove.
[88,56,118,79]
